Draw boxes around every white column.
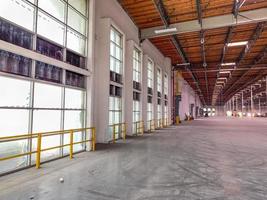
[259,97,261,114]
[251,85,253,113]
[241,91,244,113]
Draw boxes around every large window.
[109,96,122,140]
[109,27,123,140]
[157,104,162,127]
[110,27,123,74]
[133,100,141,132]
[164,74,168,123]
[0,76,86,174]
[164,74,168,98]
[147,59,154,89]
[133,48,141,83]
[157,68,162,95]
[147,102,153,127]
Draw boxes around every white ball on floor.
[59,177,64,183]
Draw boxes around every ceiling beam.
[152,0,206,105]
[195,0,209,104]
[212,26,234,105]
[223,46,267,100]
[222,23,266,96]
[224,72,267,102]
[141,8,267,39]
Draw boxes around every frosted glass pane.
[115,60,121,74]
[67,28,85,55]
[68,7,86,35]
[110,57,115,72]
[0,155,28,174]
[63,111,84,153]
[0,109,29,136]
[0,0,34,31]
[37,11,65,45]
[34,83,62,108]
[33,110,61,132]
[31,110,61,161]
[65,88,84,109]
[0,76,30,107]
[68,0,86,15]
[64,111,84,130]
[110,29,115,42]
[110,42,115,57]
[38,0,66,22]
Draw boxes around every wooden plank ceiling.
[118,0,267,106]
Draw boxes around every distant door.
[190,104,194,117]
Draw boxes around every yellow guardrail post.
[36,133,42,169]
[91,128,96,151]
[69,130,74,159]
[123,123,126,141]
[112,125,116,143]
[141,121,144,135]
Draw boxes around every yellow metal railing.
[147,119,155,132]
[110,123,127,143]
[133,120,144,135]
[163,118,169,127]
[0,127,96,169]
[156,119,164,129]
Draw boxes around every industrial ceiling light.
[219,70,231,74]
[227,41,248,47]
[221,62,236,66]
[176,63,190,66]
[155,27,177,34]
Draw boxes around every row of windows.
[0,19,86,68]
[108,27,169,129]
[0,49,85,88]
[0,0,87,55]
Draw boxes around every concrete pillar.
[241,91,244,113]
[235,96,238,111]
[251,85,253,113]
[259,97,261,113]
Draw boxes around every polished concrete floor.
[1,117,267,200]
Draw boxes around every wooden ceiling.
[119,0,267,106]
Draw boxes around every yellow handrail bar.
[147,119,155,132]
[109,123,126,143]
[0,127,96,169]
[133,120,144,135]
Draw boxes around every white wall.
[179,78,202,120]
[93,0,172,142]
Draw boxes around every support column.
[251,85,253,113]
[259,97,261,114]
[235,96,238,111]
[241,91,244,114]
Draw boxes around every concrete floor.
[1,117,267,200]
